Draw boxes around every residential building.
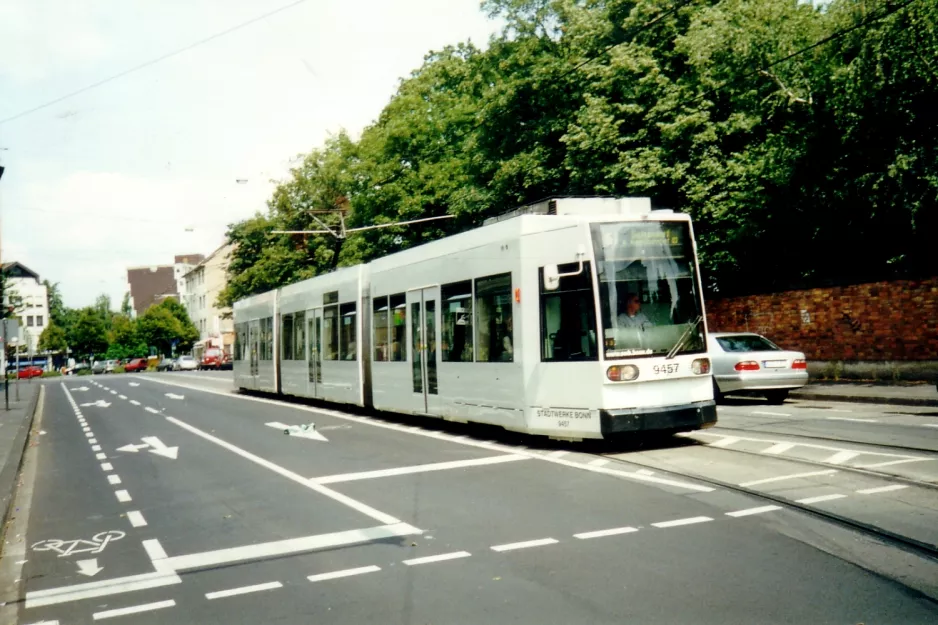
[184,243,235,357]
[174,254,204,315]
[126,265,175,318]
[2,262,49,357]
[126,253,202,318]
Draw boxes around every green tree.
[43,280,68,327]
[120,292,133,317]
[38,323,68,353]
[106,315,147,360]
[70,308,108,358]
[137,299,199,355]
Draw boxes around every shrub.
[76,368,92,376]
[113,366,126,374]
[41,371,62,378]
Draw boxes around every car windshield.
[716,335,781,352]
[591,221,706,359]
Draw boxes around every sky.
[0,0,501,308]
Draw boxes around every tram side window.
[282,314,294,360]
[265,317,275,360]
[389,293,406,362]
[475,273,513,363]
[373,297,389,361]
[340,302,357,361]
[539,262,598,362]
[294,311,306,361]
[233,324,242,361]
[441,281,473,362]
[323,305,338,361]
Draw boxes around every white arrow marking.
[77,559,103,577]
[141,436,178,460]
[165,393,185,400]
[265,422,328,442]
[116,443,149,453]
[80,400,111,408]
[72,386,90,391]
[128,382,140,387]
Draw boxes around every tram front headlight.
[606,364,639,382]
[692,358,711,375]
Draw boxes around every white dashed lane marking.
[403,551,472,566]
[115,490,132,503]
[107,475,122,485]
[307,566,381,583]
[795,494,847,504]
[127,511,148,527]
[206,581,282,600]
[491,538,558,552]
[101,463,113,471]
[573,526,639,540]
[739,469,838,487]
[93,599,175,620]
[651,516,713,529]
[857,484,909,495]
[725,505,782,518]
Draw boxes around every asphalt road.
[5,372,938,624]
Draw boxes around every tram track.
[664,435,938,491]
[589,449,938,564]
[703,424,938,456]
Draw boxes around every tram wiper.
[665,315,703,360]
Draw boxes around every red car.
[124,358,149,373]
[17,366,43,379]
[199,348,232,370]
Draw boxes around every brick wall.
[705,277,938,361]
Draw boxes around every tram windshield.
[590,221,706,360]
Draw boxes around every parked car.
[199,348,231,370]
[124,358,149,373]
[174,355,198,371]
[68,362,91,375]
[92,360,106,374]
[18,366,43,379]
[92,359,117,374]
[156,357,176,372]
[708,332,808,404]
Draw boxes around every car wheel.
[712,379,724,404]
[765,390,789,405]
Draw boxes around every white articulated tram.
[233,196,717,439]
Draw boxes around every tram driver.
[617,293,653,331]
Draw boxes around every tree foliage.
[38,323,67,353]
[137,299,199,355]
[70,308,108,358]
[221,0,938,300]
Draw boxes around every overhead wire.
[0,0,311,126]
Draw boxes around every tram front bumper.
[600,400,717,435]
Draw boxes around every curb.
[0,385,42,543]
[790,391,938,409]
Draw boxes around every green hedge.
[41,371,63,378]
[76,368,92,376]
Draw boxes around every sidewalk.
[0,381,41,543]
[791,381,938,408]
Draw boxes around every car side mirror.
[543,265,560,291]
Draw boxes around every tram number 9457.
[652,363,680,375]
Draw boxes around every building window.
[373,296,389,362]
[340,302,357,361]
[441,280,473,362]
[390,293,406,362]
[475,273,513,362]
[282,314,294,360]
[36,315,43,327]
[27,316,34,327]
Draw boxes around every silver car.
[174,355,198,371]
[708,332,808,404]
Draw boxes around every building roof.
[183,242,234,280]
[175,254,205,265]
[1,262,40,281]
[127,265,177,316]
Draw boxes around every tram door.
[408,287,439,413]
[248,319,260,386]
[307,308,322,397]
